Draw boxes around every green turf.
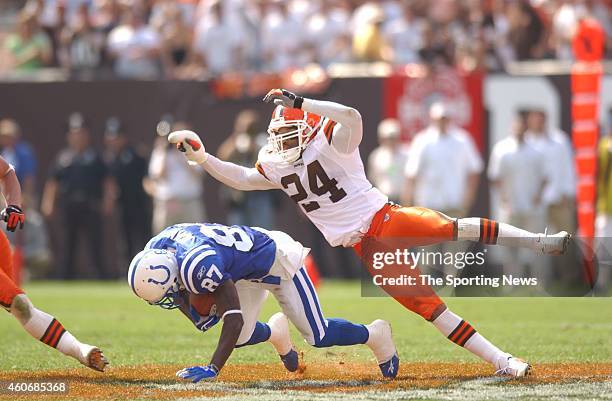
[0,281,610,371]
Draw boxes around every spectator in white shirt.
[489,112,547,278]
[192,0,246,76]
[525,110,576,233]
[367,118,409,204]
[383,1,423,65]
[147,122,206,235]
[261,0,308,72]
[106,7,162,79]
[403,102,483,218]
[305,1,350,67]
[402,102,483,286]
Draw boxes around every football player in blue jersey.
[128,223,399,382]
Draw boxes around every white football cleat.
[537,230,571,255]
[495,355,531,377]
[267,312,299,372]
[78,344,109,372]
[365,319,399,378]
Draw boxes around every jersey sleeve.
[302,99,363,154]
[201,153,280,190]
[322,119,338,145]
[180,247,231,294]
[255,160,270,180]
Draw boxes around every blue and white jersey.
[146,223,277,294]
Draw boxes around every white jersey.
[257,120,388,247]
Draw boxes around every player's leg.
[7,293,108,371]
[272,267,399,378]
[232,282,298,371]
[0,262,24,311]
[0,229,107,371]
[233,282,280,352]
[430,305,530,376]
[233,282,270,348]
[456,216,570,254]
[357,205,530,376]
[369,204,569,254]
[354,205,449,321]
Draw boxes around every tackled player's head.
[128,249,182,309]
[267,105,322,163]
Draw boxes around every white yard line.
[152,378,612,401]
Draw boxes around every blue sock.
[314,318,369,348]
[236,321,271,348]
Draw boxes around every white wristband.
[221,309,243,320]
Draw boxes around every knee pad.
[10,294,33,323]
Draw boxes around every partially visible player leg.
[357,204,530,376]
[8,294,108,371]
[232,281,298,371]
[456,217,570,255]
[431,307,530,376]
[234,281,270,348]
[273,267,399,378]
[0,230,108,371]
[367,204,569,254]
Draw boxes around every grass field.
[0,281,610,400]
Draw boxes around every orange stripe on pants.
[354,204,456,321]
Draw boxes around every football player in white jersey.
[167,89,572,377]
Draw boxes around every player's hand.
[1,205,25,232]
[189,305,220,332]
[263,89,304,109]
[176,365,219,383]
[167,130,208,165]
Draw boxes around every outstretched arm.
[168,130,279,191]
[263,89,363,154]
[203,154,280,191]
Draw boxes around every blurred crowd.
[2,103,610,292]
[0,111,278,281]
[1,0,610,79]
[371,104,611,292]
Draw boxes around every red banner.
[382,66,484,152]
[571,16,605,287]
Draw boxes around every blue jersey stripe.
[299,268,327,331]
[184,249,219,294]
[180,245,212,293]
[292,272,321,342]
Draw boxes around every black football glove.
[263,88,304,109]
[2,205,25,231]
